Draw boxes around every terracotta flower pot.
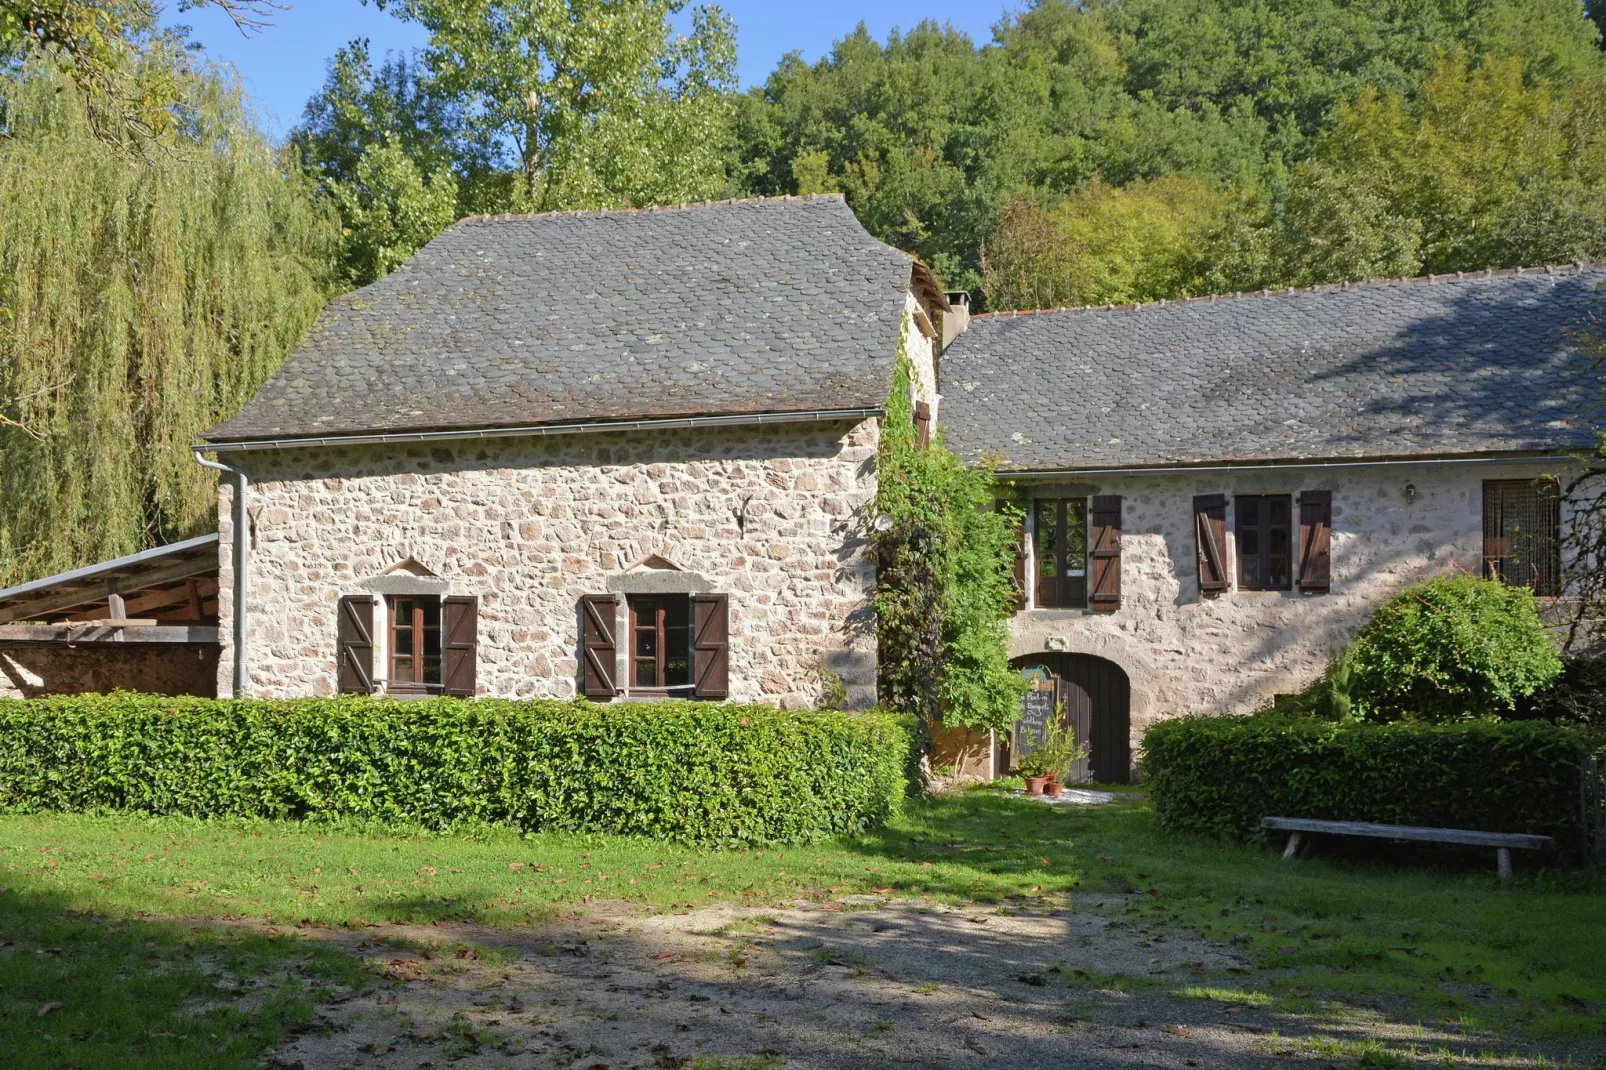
[1043,778,1063,797]
[1024,776,1047,796]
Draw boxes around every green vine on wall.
[869,331,1026,756]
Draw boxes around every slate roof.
[940,265,1605,471]
[204,195,918,444]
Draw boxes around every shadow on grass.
[0,885,367,1070]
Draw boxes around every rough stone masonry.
[216,419,882,709]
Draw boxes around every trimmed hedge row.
[1143,714,1598,857]
[0,695,915,845]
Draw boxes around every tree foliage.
[734,0,1606,308]
[0,49,337,585]
[296,0,740,283]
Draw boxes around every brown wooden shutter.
[442,596,478,697]
[1089,495,1122,612]
[1194,494,1230,596]
[336,595,374,694]
[1298,491,1333,594]
[691,593,730,700]
[995,498,1027,611]
[914,401,932,448]
[579,595,619,699]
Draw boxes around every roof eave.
[198,406,887,455]
[989,448,1583,479]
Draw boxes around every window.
[1484,479,1561,596]
[1035,499,1088,608]
[628,595,693,691]
[388,596,442,692]
[1235,495,1293,591]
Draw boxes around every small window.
[388,596,442,692]
[1236,495,1293,591]
[1484,479,1561,596]
[1035,499,1088,608]
[629,595,693,691]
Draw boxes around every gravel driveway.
[262,893,1573,1070]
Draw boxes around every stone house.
[4,196,1596,792]
[937,265,1601,782]
[190,195,954,710]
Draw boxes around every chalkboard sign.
[1015,687,1056,761]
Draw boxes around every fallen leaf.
[509,862,524,872]
[1164,1024,1191,1037]
[1291,987,1309,998]
[37,1002,64,1017]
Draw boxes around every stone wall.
[0,644,218,698]
[216,419,880,708]
[1007,460,1578,742]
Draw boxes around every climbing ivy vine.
[869,333,1025,753]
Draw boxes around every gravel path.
[260,895,1580,1070]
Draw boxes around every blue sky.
[166,1,1013,139]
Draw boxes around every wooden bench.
[1261,816,1554,881]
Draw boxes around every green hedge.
[0,695,914,845]
[1143,714,1597,858]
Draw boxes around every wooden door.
[1009,653,1131,785]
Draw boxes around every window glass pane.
[394,656,414,682]
[664,595,691,687]
[1064,500,1088,573]
[423,657,442,685]
[635,658,658,687]
[1036,502,1060,579]
[393,624,413,656]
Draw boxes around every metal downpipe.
[192,450,249,698]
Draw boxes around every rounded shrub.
[1346,575,1562,722]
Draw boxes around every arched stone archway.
[1008,653,1132,785]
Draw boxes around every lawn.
[3,788,1603,1067]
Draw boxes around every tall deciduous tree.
[0,49,337,585]
[365,0,738,213]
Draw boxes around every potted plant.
[1036,716,1091,796]
[1013,725,1053,795]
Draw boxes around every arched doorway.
[1008,653,1132,785]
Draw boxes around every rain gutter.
[999,452,1576,479]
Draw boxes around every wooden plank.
[1262,816,1553,851]
[0,557,216,624]
[0,624,218,646]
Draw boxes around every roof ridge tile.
[457,192,847,226]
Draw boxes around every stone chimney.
[941,291,971,349]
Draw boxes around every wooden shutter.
[1194,494,1230,596]
[1298,491,1333,594]
[336,595,374,694]
[442,596,478,697]
[1089,495,1122,612]
[691,594,730,700]
[996,499,1027,611]
[913,401,932,448]
[579,595,619,699]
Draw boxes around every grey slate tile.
[940,268,1604,470]
[204,195,913,443]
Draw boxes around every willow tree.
[0,49,338,585]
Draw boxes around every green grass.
[1,785,1603,1065]
[0,888,367,1068]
